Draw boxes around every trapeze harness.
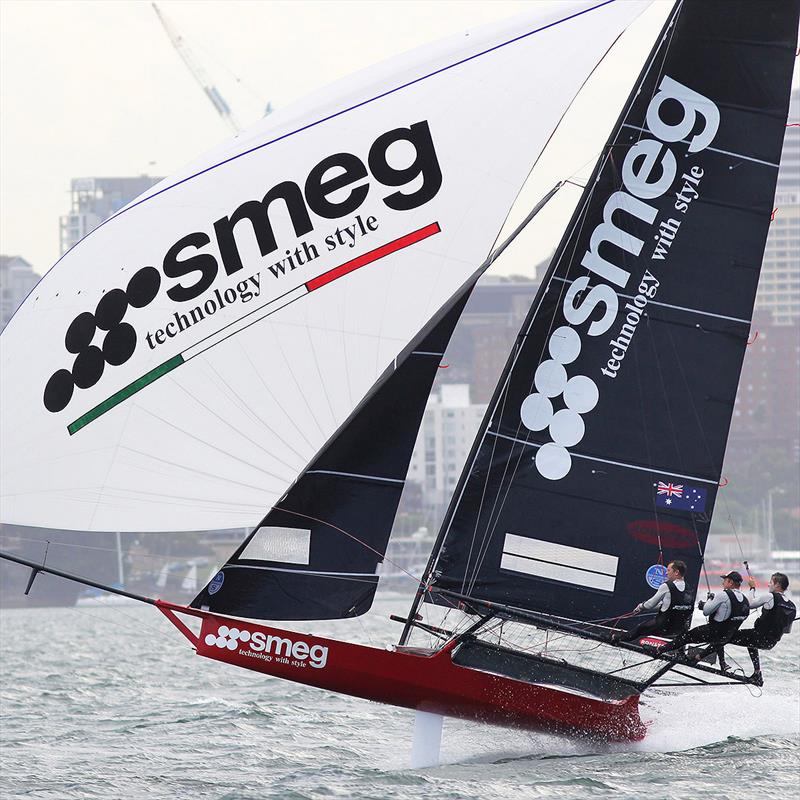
[658,580,694,635]
[753,592,796,648]
[712,589,750,638]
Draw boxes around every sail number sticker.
[645,564,668,589]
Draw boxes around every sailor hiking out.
[729,573,795,685]
[660,571,750,669]
[611,560,693,643]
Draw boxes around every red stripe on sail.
[305,222,441,292]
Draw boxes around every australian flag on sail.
[654,481,707,513]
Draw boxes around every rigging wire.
[272,506,424,584]
[661,325,748,595]
[68,603,181,646]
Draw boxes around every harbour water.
[1,594,798,799]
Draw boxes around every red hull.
[159,602,645,742]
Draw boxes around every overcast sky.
[1,0,683,277]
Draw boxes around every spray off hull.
[161,602,645,742]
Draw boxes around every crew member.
[660,570,750,669]
[612,560,693,642]
[729,572,795,685]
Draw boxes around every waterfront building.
[731,311,800,460]
[440,276,540,402]
[408,384,487,513]
[59,176,162,254]
[0,255,39,331]
[756,88,799,324]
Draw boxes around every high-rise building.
[408,384,486,513]
[440,276,541,402]
[756,88,799,325]
[59,176,162,255]
[0,255,39,331]
[730,310,800,461]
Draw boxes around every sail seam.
[622,123,780,168]
[486,430,717,485]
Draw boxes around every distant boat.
[76,532,137,606]
[181,564,198,593]
[1,0,797,760]
[155,563,170,590]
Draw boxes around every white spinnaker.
[0,1,650,531]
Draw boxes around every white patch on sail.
[240,527,311,565]
[500,533,618,591]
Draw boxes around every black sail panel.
[424,0,799,625]
[192,290,471,619]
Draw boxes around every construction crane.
[152,2,242,134]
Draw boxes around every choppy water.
[1,595,798,799]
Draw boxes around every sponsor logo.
[646,563,668,589]
[638,636,669,648]
[627,520,695,549]
[520,75,720,480]
[44,120,442,414]
[207,624,251,650]
[207,571,224,595]
[204,624,328,669]
[43,267,161,413]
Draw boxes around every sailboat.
[181,563,199,594]
[2,0,798,752]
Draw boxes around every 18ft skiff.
[2,0,798,747]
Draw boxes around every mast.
[401,1,685,644]
[115,531,124,588]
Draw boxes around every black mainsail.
[409,0,799,630]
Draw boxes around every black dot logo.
[65,312,96,354]
[126,267,160,308]
[44,266,161,413]
[95,289,128,331]
[43,369,75,413]
[102,322,137,366]
[72,346,105,389]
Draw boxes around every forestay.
[1,1,649,532]
[420,0,799,626]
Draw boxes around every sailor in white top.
[746,577,779,612]
[660,571,751,669]
[613,561,693,642]
[637,577,685,613]
[699,587,743,622]
[729,572,796,683]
